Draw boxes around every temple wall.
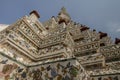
[28,58,89,80]
[0,52,28,80]
[0,51,90,80]
[91,74,120,80]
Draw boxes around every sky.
[0,0,120,41]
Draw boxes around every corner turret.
[29,10,40,22]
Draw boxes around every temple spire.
[59,7,70,18]
[57,7,71,25]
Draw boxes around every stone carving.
[28,61,88,80]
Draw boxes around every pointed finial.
[61,7,66,13]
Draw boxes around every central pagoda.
[0,7,120,80]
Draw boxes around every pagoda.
[0,7,120,80]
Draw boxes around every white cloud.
[117,29,120,32]
[106,22,120,32]
[0,24,9,31]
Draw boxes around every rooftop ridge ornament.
[80,25,90,31]
[115,38,120,44]
[99,31,108,39]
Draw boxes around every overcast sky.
[0,0,120,40]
